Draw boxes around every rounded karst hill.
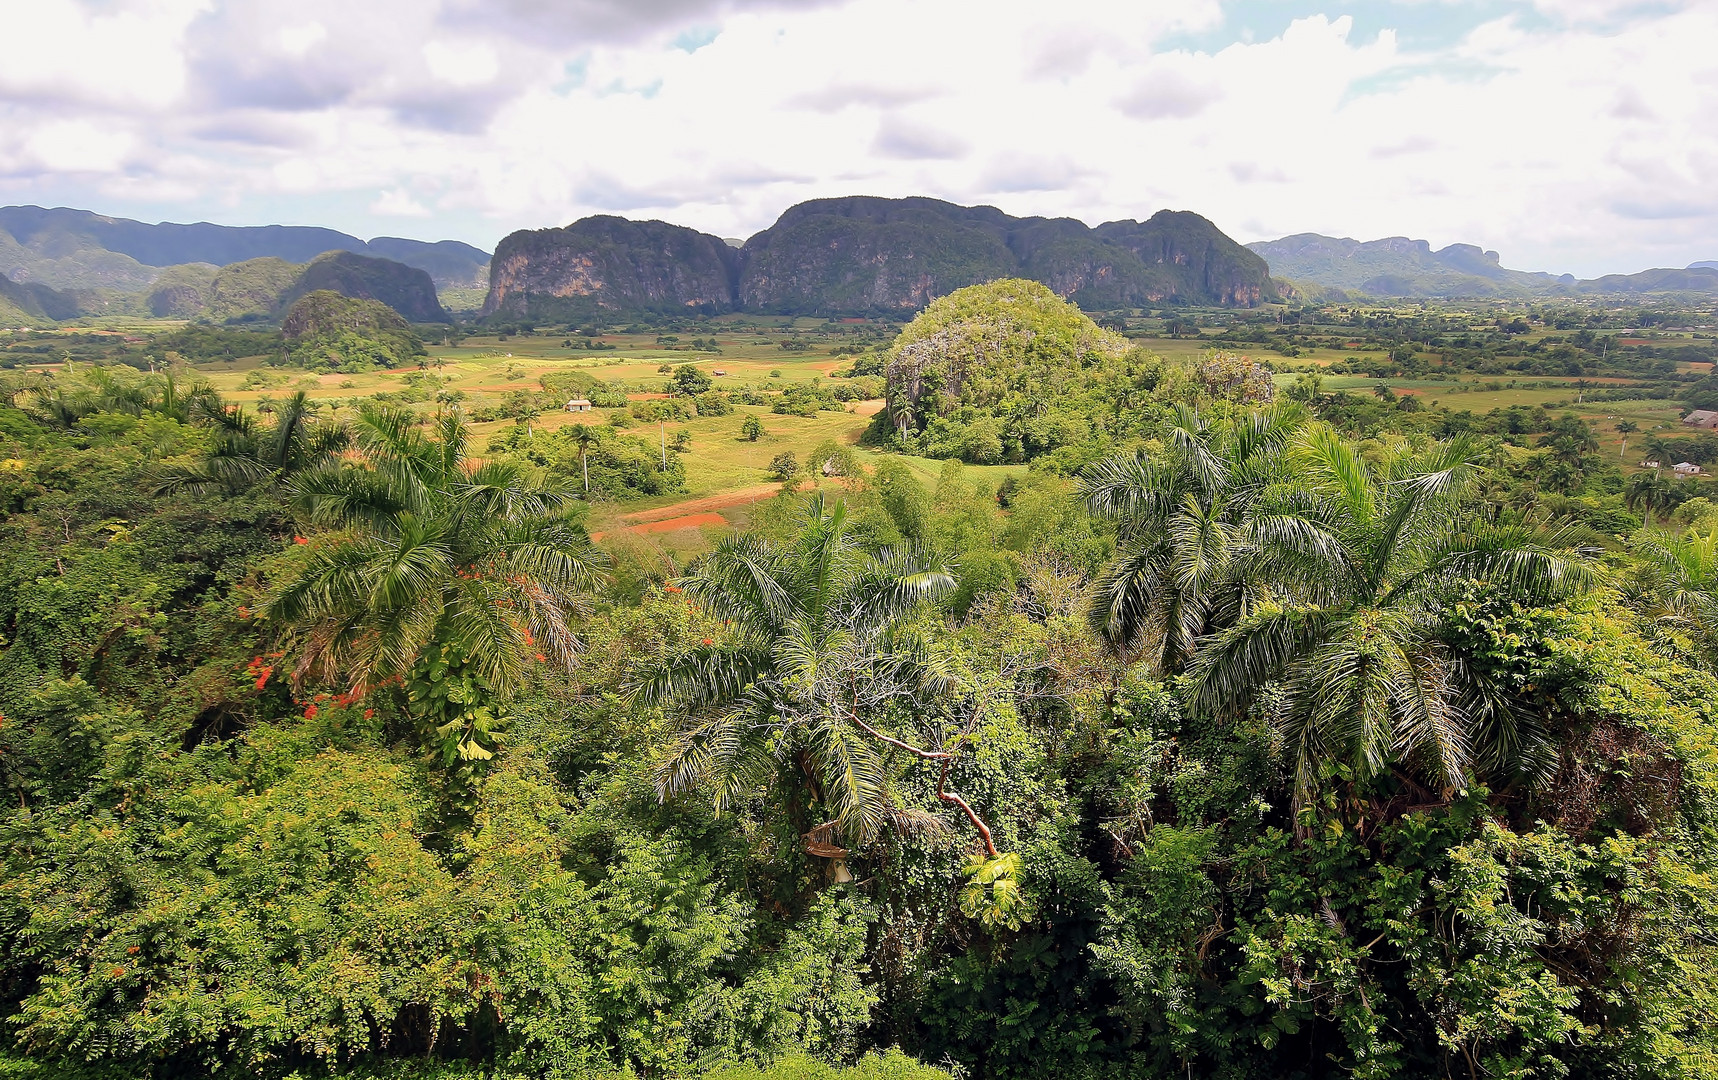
[883,278,1131,439]
[281,290,413,341]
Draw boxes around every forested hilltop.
[2,281,1718,1080]
[482,198,1276,320]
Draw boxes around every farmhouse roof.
[1683,409,1718,428]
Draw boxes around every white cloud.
[0,0,206,111]
[423,41,501,88]
[277,22,327,59]
[372,187,433,217]
[0,0,1714,276]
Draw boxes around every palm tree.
[26,368,219,429]
[263,405,610,765]
[567,423,598,494]
[1629,527,1718,667]
[1081,404,1300,674]
[1626,469,1675,523]
[1616,419,1637,460]
[1187,427,1588,812]
[1643,433,1672,465]
[156,391,349,495]
[631,495,1000,859]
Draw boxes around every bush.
[768,451,800,482]
[696,391,733,416]
[672,364,713,396]
[632,398,692,423]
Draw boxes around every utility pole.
[660,421,667,467]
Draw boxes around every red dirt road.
[591,483,780,541]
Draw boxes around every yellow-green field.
[186,328,1026,555]
[132,324,1705,554]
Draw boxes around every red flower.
[363,709,375,720]
[110,967,125,979]
[253,666,273,690]
[303,704,318,719]
[701,637,713,646]
[293,536,308,545]
[535,653,547,663]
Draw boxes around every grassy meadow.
[177,323,1029,555]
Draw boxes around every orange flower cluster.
[244,656,274,690]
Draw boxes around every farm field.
[179,325,1031,556]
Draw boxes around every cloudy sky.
[0,0,1712,276]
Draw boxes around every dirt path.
[590,483,781,541]
[618,483,780,525]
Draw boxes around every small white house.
[565,399,592,412]
[1673,461,1702,477]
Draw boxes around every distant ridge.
[483,196,1278,319]
[1250,232,1718,299]
[0,206,490,292]
[1247,234,1569,298]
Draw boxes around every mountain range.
[1249,234,1718,299]
[0,206,490,294]
[5,199,1718,327]
[483,196,1278,319]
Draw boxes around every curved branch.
[847,711,997,857]
[937,757,998,858]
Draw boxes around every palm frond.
[1187,604,1332,715]
[681,533,797,634]
[1294,424,1376,525]
[627,645,775,711]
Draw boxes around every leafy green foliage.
[281,291,426,372]
[264,406,609,767]
[2,363,1718,1080]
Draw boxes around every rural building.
[1673,462,1703,477]
[1684,409,1718,429]
[565,399,592,412]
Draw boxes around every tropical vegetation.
[0,289,1716,1080]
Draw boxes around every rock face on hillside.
[738,197,1020,314]
[482,216,741,319]
[482,197,1280,320]
[281,251,449,323]
[741,198,1277,313]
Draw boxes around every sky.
[0,0,1713,277]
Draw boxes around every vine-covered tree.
[632,496,1004,861]
[265,405,609,765]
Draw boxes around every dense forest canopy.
[0,286,1716,1080]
